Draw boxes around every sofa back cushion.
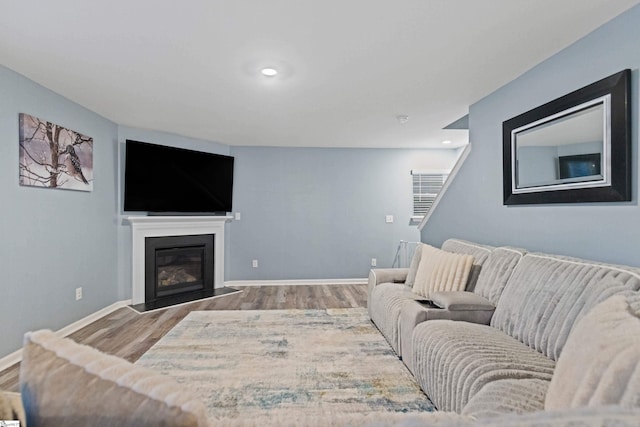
[545,293,640,410]
[441,239,494,291]
[491,253,640,361]
[20,330,209,427]
[405,243,423,287]
[412,243,474,298]
[472,247,526,305]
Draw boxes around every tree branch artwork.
[19,113,93,192]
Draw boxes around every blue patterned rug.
[135,308,434,419]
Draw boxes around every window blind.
[412,172,448,217]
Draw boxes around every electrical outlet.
[75,287,83,301]
[235,212,241,221]
[385,215,394,223]
[371,258,377,267]
[252,259,259,268]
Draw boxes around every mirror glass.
[512,96,609,193]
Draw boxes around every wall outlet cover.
[385,215,394,223]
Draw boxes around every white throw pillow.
[545,294,640,410]
[412,243,474,298]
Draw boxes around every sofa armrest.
[424,307,494,325]
[20,330,209,427]
[368,268,409,301]
[370,268,409,286]
[431,291,495,311]
[422,292,496,325]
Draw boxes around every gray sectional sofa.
[368,238,640,419]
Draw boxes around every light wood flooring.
[0,284,367,392]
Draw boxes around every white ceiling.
[0,1,638,149]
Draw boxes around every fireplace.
[127,215,235,309]
[145,234,214,304]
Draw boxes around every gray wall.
[422,5,640,268]
[229,147,459,280]
[118,131,457,299]
[114,131,458,291]
[116,126,231,299]
[0,65,119,357]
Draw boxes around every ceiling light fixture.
[261,67,278,77]
[441,140,452,145]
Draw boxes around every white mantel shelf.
[127,215,232,305]
[126,215,233,227]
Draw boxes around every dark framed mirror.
[503,69,631,205]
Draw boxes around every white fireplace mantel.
[127,215,232,305]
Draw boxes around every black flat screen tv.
[124,140,234,214]
[558,153,601,180]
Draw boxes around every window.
[410,170,448,224]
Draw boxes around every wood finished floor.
[0,284,367,392]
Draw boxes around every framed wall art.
[19,113,93,192]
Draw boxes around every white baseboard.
[0,299,132,372]
[0,349,22,373]
[55,300,132,337]
[225,278,367,287]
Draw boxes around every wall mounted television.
[558,153,601,180]
[124,140,234,214]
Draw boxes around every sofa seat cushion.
[20,330,209,427]
[545,293,640,410]
[399,301,495,375]
[412,320,555,413]
[369,282,421,353]
[459,406,640,427]
[462,379,548,418]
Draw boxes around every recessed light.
[396,115,409,124]
[441,140,452,145]
[261,68,278,77]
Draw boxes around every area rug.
[135,308,435,419]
